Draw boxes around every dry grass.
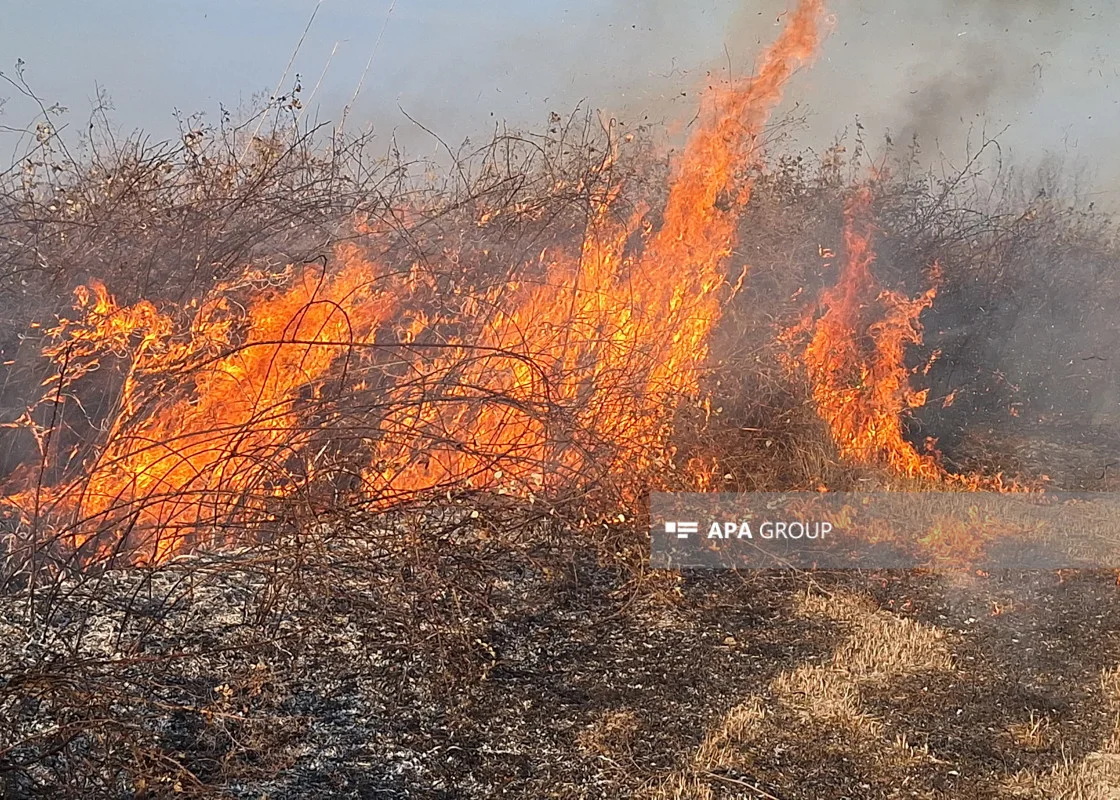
[692,698,769,772]
[1005,667,1120,799]
[2,71,1120,796]
[645,588,954,798]
[577,709,641,760]
[1008,711,1056,752]
[797,590,954,679]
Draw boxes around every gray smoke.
[703,0,1119,206]
[2,1,1115,201]
[891,0,1069,149]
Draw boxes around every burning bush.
[2,10,1118,584]
[4,2,1120,792]
[1,2,832,575]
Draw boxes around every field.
[4,1,1120,796]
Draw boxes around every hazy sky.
[2,1,1118,199]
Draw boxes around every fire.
[791,183,1034,495]
[367,0,828,498]
[6,247,395,563]
[1,0,829,564]
[795,184,944,480]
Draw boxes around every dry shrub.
[0,77,1119,796]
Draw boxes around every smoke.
[890,0,1067,149]
[954,0,1068,24]
[4,0,1112,201]
[894,41,1029,148]
[705,0,1120,209]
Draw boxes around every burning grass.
[1,0,830,574]
[3,0,1120,794]
[1,1,1110,576]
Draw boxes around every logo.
[664,521,699,539]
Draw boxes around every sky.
[2,0,1119,202]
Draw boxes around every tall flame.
[2,0,829,563]
[798,185,944,480]
[368,0,828,499]
[794,185,1031,494]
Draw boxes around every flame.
[792,184,1034,496]
[796,185,943,479]
[1,0,829,564]
[365,0,828,499]
[7,247,395,562]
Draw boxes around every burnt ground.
[1,427,1120,799]
[941,422,1120,493]
[2,526,1120,799]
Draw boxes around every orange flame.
[366,0,828,499]
[798,185,943,479]
[792,184,1034,495]
[2,0,829,563]
[7,247,395,562]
